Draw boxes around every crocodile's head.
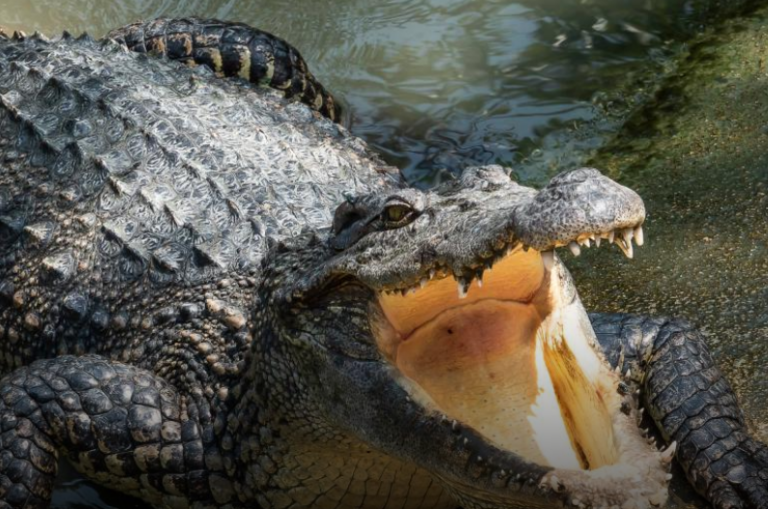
[257,167,670,509]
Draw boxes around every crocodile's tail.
[107,17,341,122]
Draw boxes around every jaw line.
[371,246,648,475]
[378,246,547,338]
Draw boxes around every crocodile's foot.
[700,437,768,509]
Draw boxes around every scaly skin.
[0,18,766,509]
[107,18,342,122]
[591,314,768,509]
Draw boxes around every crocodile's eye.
[382,202,416,228]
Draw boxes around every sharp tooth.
[458,281,469,299]
[476,272,483,288]
[568,241,581,257]
[595,237,601,248]
[660,441,677,464]
[420,278,429,289]
[608,230,615,244]
[542,250,555,271]
[429,269,436,279]
[634,225,644,246]
[617,238,634,259]
[618,229,634,258]
[623,227,634,246]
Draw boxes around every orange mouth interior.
[376,248,623,471]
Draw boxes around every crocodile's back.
[0,33,400,373]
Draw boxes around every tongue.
[395,300,581,469]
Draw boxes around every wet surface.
[1,0,764,508]
[0,0,743,184]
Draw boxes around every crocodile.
[107,18,341,123]
[0,18,766,509]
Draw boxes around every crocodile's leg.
[590,313,768,509]
[0,355,227,509]
[106,17,341,122]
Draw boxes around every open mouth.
[374,226,648,472]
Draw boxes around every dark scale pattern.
[107,18,343,122]
[590,314,768,509]
[0,30,399,376]
[0,28,401,509]
[0,355,220,509]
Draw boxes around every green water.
[2,0,763,508]
[0,0,742,185]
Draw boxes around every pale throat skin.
[378,249,613,470]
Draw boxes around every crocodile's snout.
[315,165,646,298]
[515,168,646,256]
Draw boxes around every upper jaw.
[284,167,645,306]
[345,166,646,298]
[276,167,645,299]
[512,168,646,252]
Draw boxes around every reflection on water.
[0,0,754,508]
[0,0,739,185]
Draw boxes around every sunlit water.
[0,0,757,507]
[1,0,740,184]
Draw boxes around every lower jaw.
[392,297,632,472]
[390,295,671,508]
